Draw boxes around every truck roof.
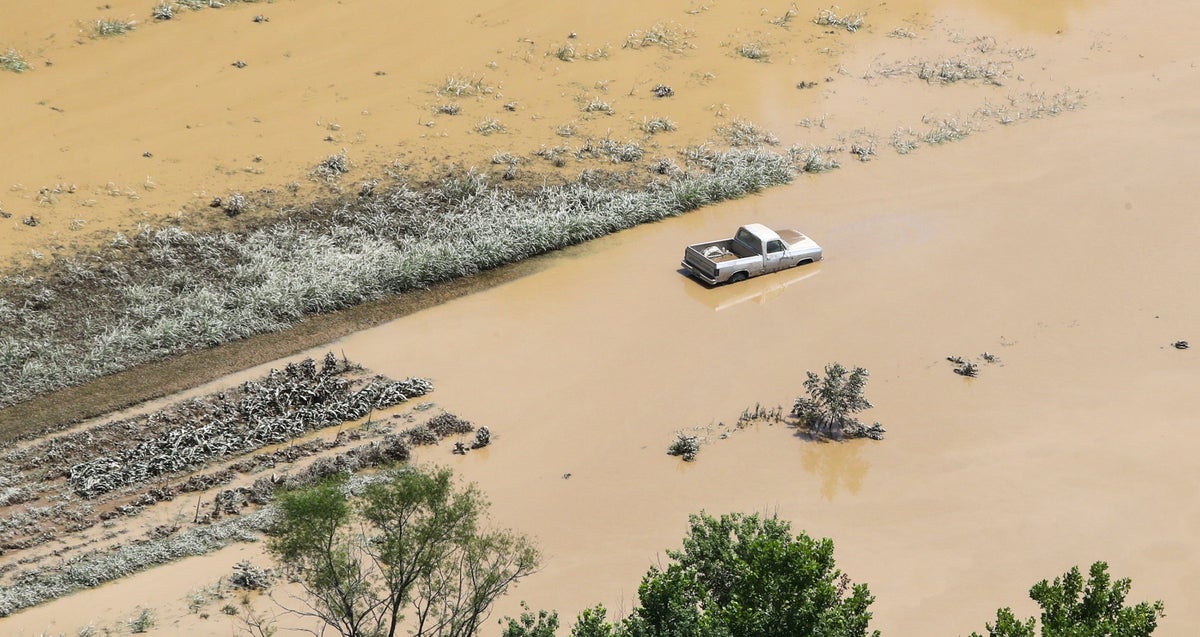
[739,224,782,242]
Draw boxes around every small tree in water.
[791,363,885,440]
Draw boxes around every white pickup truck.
[681,224,822,285]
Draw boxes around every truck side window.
[766,240,784,253]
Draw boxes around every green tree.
[624,512,878,637]
[269,466,540,637]
[502,602,560,637]
[791,363,884,440]
[971,561,1165,637]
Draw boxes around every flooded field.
[3,0,1199,635]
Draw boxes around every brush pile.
[60,354,430,498]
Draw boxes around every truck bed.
[689,239,757,263]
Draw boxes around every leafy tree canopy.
[269,465,540,637]
[971,561,1165,637]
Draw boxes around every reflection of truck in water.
[681,224,823,285]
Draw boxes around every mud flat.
[3,0,1200,636]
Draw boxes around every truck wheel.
[795,259,813,267]
[728,272,749,284]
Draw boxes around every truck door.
[764,239,787,272]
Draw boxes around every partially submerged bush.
[667,433,701,461]
[791,363,885,440]
[475,118,506,135]
[152,3,174,20]
[229,560,275,590]
[438,74,493,97]
[737,42,768,60]
[222,191,251,216]
[813,7,865,32]
[311,148,351,182]
[581,97,614,115]
[0,48,31,73]
[127,607,155,633]
[624,21,693,53]
[575,137,644,163]
[95,18,137,37]
[720,118,780,147]
[640,116,677,135]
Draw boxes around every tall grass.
[94,19,137,37]
[0,148,801,408]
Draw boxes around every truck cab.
[682,224,822,285]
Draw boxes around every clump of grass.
[952,359,979,377]
[94,18,137,37]
[922,116,973,144]
[534,144,572,167]
[222,192,251,216]
[555,122,578,137]
[769,4,800,28]
[175,0,226,8]
[582,45,610,61]
[843,130,877,161]
[640,116,677,135]
[667,433,701,461]
[889,127,921,154]
[151,2,175,20]
[791,146,840,172]
[311,148,351,182]
[475,119,505,135]
[576,137,644,163]
[491,151,520,165]
[737,42,768,60]
[797,114,828,128]
[553,42,576,62]
[358,179,379,198]
[127,608,155,633]
[437,74,493,97]
[624,21,693,53]
[0,48,31,73]
[720,118,779,147]
[435,103,461,115]
[581,97,614,115]
[887,27,916,39]
[916,57,1009,85]
[813,7,865,32]
[653,84,674,98]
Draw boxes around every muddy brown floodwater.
[5,0,1200,635]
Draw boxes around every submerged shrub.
[667,433,701,461]
[95,18,137,37]
[0,48,31,73]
